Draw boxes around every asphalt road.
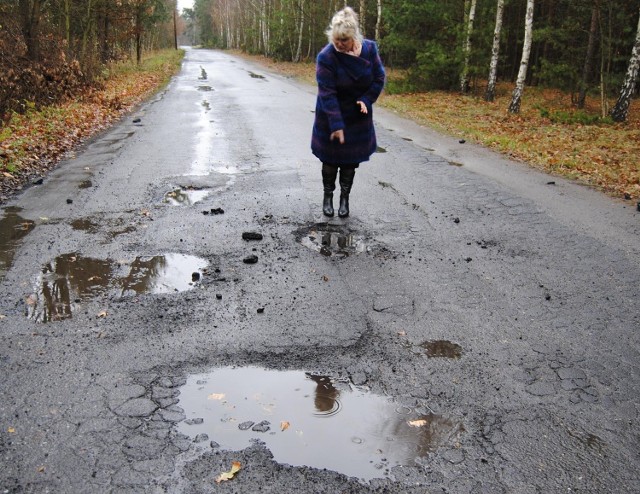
[1,48,639,493]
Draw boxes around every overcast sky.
[177,0,194,12]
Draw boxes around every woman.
[311,6,386,218]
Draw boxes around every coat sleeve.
[316,51,345,132]
[358,41,386,110]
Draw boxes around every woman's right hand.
[330,129,345,144]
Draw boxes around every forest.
[1,1,639,121]
[0,0,181,119]
[184,0,639,120]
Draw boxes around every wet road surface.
[1,48,639,493]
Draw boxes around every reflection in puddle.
[296,224,367,258]
[27,253,208,321]
[120,254,208,295]
[164,188,210,206]
[421,340,463,359]
[178,367,462,481]
[197,85,213,91]
[0,207,36,276]
[27,253,113,322]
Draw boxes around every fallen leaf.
[207,393,226,401]
[37,466,45,473]
[98,310,108,318]
[322,275,329,282]
[280,421,290,431]
[215,461,241,483]
[8,427,16,433]
[141,209,151,217]
[397,330,406,336]
[3,172,15,179]
[408,419,428,427]
[0,314,6,320]
[25,295,37,306]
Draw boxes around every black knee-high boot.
[338,167,356,218]
[321,164,338,217]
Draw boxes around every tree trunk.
[485,0,505,102]
[294,0,304,62]
[136,4,143,64]
[577,4,599,109]
[19,0,43,61]
[460,0,477,93]
[508,0,535,113]
[359,0,366,36]
[375,0,382,41]
[611,8,640,122]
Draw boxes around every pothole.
[26,253,208,322]
[164,188,210,206]
[248,71,266,79]
[177,367,463,481]
[0,207,36,277]
[421,340,463,359]
[295,224,368,258]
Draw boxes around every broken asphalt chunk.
[242,232,263,241]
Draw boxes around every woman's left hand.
[357,101,368,114]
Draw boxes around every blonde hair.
[326,6,363,44]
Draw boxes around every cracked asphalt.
[1,48,639,493]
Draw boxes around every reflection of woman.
[311,6,386,218]
[307,374,340,413]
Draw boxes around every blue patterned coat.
[311,39,386,164]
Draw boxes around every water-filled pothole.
[0,207,36,276]
[421,340,463,359]
[177,367,463,481]
[27,253,207,322]
[248,71,266,79]
[164,188,210,206]
[295,224,367,258]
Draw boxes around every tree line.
[184,0,639,121]
[0,0,180,119]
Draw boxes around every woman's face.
[333,35,354,53]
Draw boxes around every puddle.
[376,146,387,153]
[79,179,93,189]
[449,161,464,167]
[177,367,463,481]
[296,224,367,258]
[248,71,266,79]
[198,67,207,80]
[0,207,36,277]
[197,85,213,91]
[421,340,463,359]
[164,188,210,206]
[71,218,100,233]
[201,100,210,111]
[27,253,208,322]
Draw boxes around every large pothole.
[176,366,463,481]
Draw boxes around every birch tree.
[508,0,535,113]
[484,0,505,102]
[460,0,477,93]
[610,7,640,122]
[375,0,382,40]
